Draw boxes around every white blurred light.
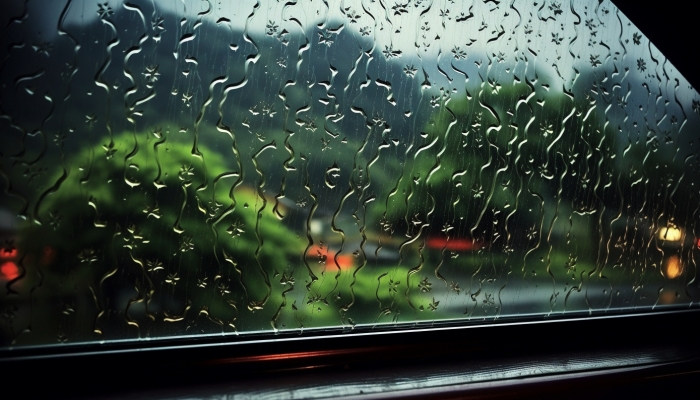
[658,226,682,242]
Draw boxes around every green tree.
[23,128,308,336]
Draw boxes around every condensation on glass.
[1,0,699,347]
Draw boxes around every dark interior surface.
[4,310,700,398]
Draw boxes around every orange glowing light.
[0,262,20,281]
[0,248,17,259]
[308,245,355,270]
[665,255,681,279]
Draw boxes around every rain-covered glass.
[1,0,699,348]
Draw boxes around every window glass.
[1,0,699,347]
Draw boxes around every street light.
[658,225,682,242]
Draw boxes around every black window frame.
[4,309,700,398]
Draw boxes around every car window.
[1,0,699,348]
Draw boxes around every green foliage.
[26,129,307,331]
[366,82,609,246]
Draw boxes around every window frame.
[3,309,700,397]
